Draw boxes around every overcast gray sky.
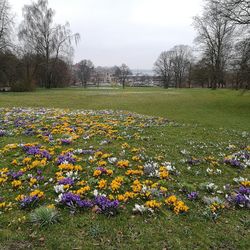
[10,0,203,69]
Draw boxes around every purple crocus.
[187,191,199,200]
[20,196,39,209]
[224,150,249,169]
[61,139,72,145]
[59,192,93,209]
[224,158,243,168]
[0,130,6,137]
[81,149,95,155]
[39,150,51,160]
[23,145,51,160]
[36,175,44,181]
[227,186,250,208]
[60,192,81,206]
[35,170,44,181]
[58,177,74,186]
[37,170,42,175]
[10,171,24,179]
[14,118,25,128]
[77,199,93,208]
[56,153,76,165]
[238,186,250,195]
[235,193,248,204]
[94,195,119,215]
[26,146,40,155]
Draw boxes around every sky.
[9,0,203,69]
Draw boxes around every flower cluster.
[94,195,119,216]
[23,144,51,160]
[0,107,249,222]
[165,195,189,214]
[227,186,250,208]
[57,192,93,209]
[224,150,250,169]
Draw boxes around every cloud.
[129,0,202,27]
[9,0,203,69]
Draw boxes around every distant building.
[71,64,161,87]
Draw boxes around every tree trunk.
[45,48,50,88]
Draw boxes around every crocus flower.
[187,191,199,200]
[58,177,74,185]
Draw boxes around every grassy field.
[0,88,250,250]
[0,87,249,129]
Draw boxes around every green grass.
[0,87,249,129]
[0,88,250,250]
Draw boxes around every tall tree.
[0,0,13,51]
[232,37,250,89]
[154,51,174,88]
[213,0,250,25]
[76,60,94,88]
[115,64,132,89]
[191,58,210,88]
[193,0,235,89]
[171,45,193,88]
[18,0,79,88]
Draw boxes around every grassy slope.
[0,88,250,250]
[0,88,249,129]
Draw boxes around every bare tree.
[154,51,174,88]
[171,45,193,88]
[213,0,250,25]
[154,46,193,88]
[115,64,132,89]
[193,0,235,89]
[76,59,94,88]
[232,37,250,89]
[0,0,13,51]
[18,0,79,88]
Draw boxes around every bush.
[10,80,36,92]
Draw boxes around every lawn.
[0,88,249,250]
[0,87,249,129]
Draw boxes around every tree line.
[0,0,79,91]
[0,0,249,91]
[154,0,250,90]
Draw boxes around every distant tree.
[115,64,132,89]
[154,46,192,88]
[77,60,94,88]
[0,51,18,86]
[171,45,193,88]
[0,0,13,51]
[213,0,250,25]
[50,58,71,88]
[154,51,174,88]
[191,58,210,88]
[94,66,109,87]
[18,0,79,88]
[193,0,235,89]
[231,37,250,89]
[0,50,36,91]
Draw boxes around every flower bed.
[0,108,249,220]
